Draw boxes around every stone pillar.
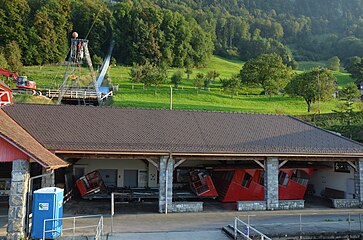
[265,157,279,210]
[7,160,30,240]
[354,158,363,205]
[159,155,174,213]
[41,168,54,188]
[148,162,158,188]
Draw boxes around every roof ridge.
[288,115,363,148]
[10,103,287,116]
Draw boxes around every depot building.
[1,103,363,238]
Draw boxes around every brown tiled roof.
[3,104,363,157]
[0,110,69,169]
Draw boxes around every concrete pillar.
[265,157,279,210]
[158,155,174,213]
[354,158,363,204]
[7,160,30,240]
[41,168,54,188]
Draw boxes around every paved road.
[2,199,363,239]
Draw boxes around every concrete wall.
[74,158,157,188]
[310,162,355,198]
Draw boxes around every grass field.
[17,56,356,115]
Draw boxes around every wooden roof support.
[347,160,357,172]
[174,159,186,169]
[254,160,265,170]
[279,160,288,168]
[146,158,159,170]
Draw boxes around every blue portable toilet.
[31,187,64,239]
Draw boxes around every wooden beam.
[146,158,159,170]
[174,159,186,169]
[254,160,265,169]
[347,161,357,172]
[279,160,288,168]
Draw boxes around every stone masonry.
[265,157,279,210]
[170,202,203,213]
[159,156,175,213]
[41,168,54,188]
[354,158,363,206]
[7,160,30,240]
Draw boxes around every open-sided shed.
[2,104,363,215]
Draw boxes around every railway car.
[212,168,314,202]
[189,170,218,198]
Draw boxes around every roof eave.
[53,149,363,159]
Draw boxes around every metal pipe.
[26,170,54,236]
[234,217,237,239]
[111,192,114,234]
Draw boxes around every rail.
[100,90,113,100]
[234,217,271,240]
[43,215,103,240]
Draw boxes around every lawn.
[18,56,356,115]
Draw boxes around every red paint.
[212,168,314,203]
[76,171,106,197]
[0,138,28,162]
[190,170,218,197]
[0,83,12,106]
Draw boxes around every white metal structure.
[42,215,103,240]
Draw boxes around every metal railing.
[43,215,103,240]
[239,212,363,238]
[234,217,271,240]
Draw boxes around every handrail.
[43,214,103,240]
[236,212,363,238]
[234,217,271,240]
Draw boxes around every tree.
[194,73,204,94]
[93,54,103,68]
[326,56,340,71]
[344,56,363,80]
[286,68,337,112]
[5,41,23,73]
[0,0,30,48]
[146,65,167,94]
[185,67,193,81]
[204,70,220,89]
[0,52,9,69]
[240,53,292,96]
[220,74,240,97]
[129,63,145,85]
[129,62,167,94]
[340,83,361,102]
[170,71,183,89]
[334,83,362,139]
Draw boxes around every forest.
[2,0,363,70]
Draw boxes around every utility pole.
[318,71,320,114]
[170,85,173,110]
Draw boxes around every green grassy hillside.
[18,56,356,115]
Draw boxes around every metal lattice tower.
[57,37,101,105]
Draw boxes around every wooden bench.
[323,187,345,199]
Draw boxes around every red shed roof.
[0,110,68,169]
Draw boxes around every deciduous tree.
[240,53,292,96]
[286,68,337,112]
